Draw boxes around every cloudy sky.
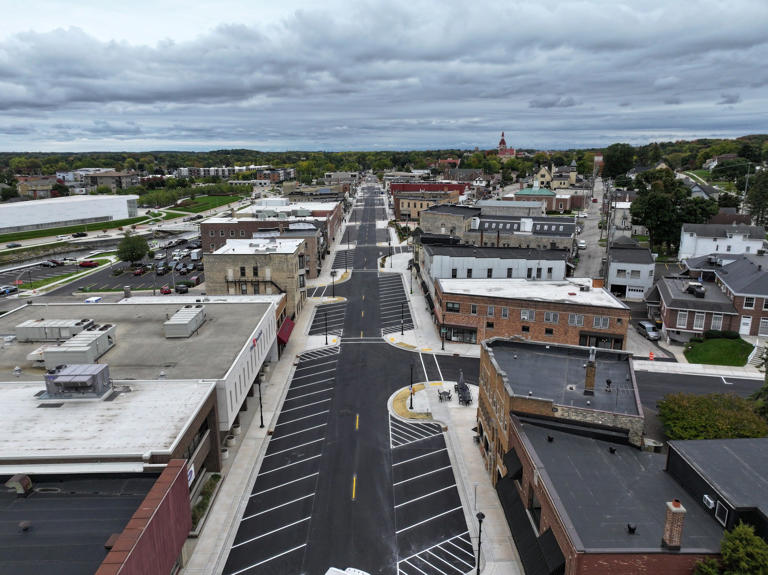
[1,0,767,152]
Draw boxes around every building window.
[209,230,215,237]
[676,311,688,329]
[630,270,641,279]
[446,302,460,313]
[252,266,259,277]
[536,268,542,279]
[486,321,494,329]
[299,275,305,288]
[593,316,610,329]
[545,328,554,336]
[467,269,473,278]
[522,325,530,333]
[501,307,509,319]
[763,299,768,311]
[726,245,731,252]
[568,313,584,326]
[239,266,246,277]
[209,243,215,251]
[521,309,535,321]
[546,267,553,279]
[544,311,559,324]
[693,313,705,330]
[527,268,533,279]
[230,230,235,237]
[451,268,457,278]
[711,314,723,331]
[487,268,493,278]
[240,284,247,294]
[220,230,225,237]
[470,304,478,315]
[616,269,627,279]
[745,297,755,309]
[507,268,513,278]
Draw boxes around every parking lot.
[390,418,474,575]
[0,260,81,290]
[308,302,347,337]
[379,273,414,335]
[223,346,339,575]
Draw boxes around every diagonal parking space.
[389,415,443,449]
[332,248,355,270]
[222,350,338,575]
[391,428,474,574]
[308,302,346,336]
[378,274,414,335]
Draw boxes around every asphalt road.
[223,185,480,575]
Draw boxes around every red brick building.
[434,278,629,349]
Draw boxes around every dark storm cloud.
[0,0,767,150]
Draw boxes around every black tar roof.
[714,254,768,295]
[649,277,737,314]
[0,474,156,575]
[424,244,568,261]
[608,240,654,264]
[521,422,723,552]
[485,339,640,416]
[422,204,480,217]
[468,215,576,237]
[669,438,768,513]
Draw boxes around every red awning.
[277,318,295,345]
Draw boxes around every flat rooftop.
[425,244,567,261]
[0,380,215,473]
[652,278,736,314]
[439,278,628,310]
[0,298,276,381]
[0,474,156,575]
[486,339,639,415]
[523,422,723,552]
[213,238,303,254]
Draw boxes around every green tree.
[51,182,70,197]
[693,558,722,575]
[718,193,741,209]
[658,393,768,440]
[1,186,19,201]
[721,522,768,574]
[117,233,149,264]
[603,143,635,178]
[746,171,768,225]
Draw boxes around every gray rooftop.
[0,474,156,575]
[424,244,568,261]
[475,200,544,208]
[469,215,576,237]
[609,241,654,265]
[0,299,274,382]
[669,438,768,512]
[650,278,737,314]
[485,339,640,415]
[422,205,480,217]
[523,423,723,552]
[714,254,768,295]
[682,223,765,239]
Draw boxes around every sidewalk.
[391,383,522,574]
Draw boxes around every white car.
[154,252,166,260]
[578,212,589,218]
[577,240,587,249]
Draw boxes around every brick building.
[464,215,576,251]
[203,238,307,319]
[434,278,629,348]
[419,205,480,237]
[393,188,463,220]
[476,339,724,575]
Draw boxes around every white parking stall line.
[280,396,332,411]
[400,560,430,575]
[264,437,324,458]
[228,544,307,575]
[437,545,474,569]
[419,352,428,381]
[390,420,434,440]
[295,360,337,371]
[395,484,456,509]
[259,453,323,475]
[426,551,465,575]
[395,506,463,534]
[416,556,450,575]
[232,516,311,548]
[252,472,320,496]
[394,465,453,487]
[242,493,316,522]
[391,419,438,439]
[292,368,336,380]
[399,531,471,565]
[288,378,336,392]
[283,388,334,402]
[275,410,330,427]
[268,423,328,442]
[390,429,417,445]
[393,448,447,467]
[446,539,475,559]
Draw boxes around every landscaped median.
[19,257,115,294]
[683,331,753,366]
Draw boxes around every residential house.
[681,177,719,200]
[84,171,138,192]
[606,237,655,300]
[677,223,765,260]
[15,175,58,199]
[707,208,751,226]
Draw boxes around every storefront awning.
[277,318,295,345]
[503,448,523,480]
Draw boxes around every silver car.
[637,321,661,341]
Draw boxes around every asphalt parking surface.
[332,249,355,270]
[378,273,414,335]
[223,346,340,575]
[0,261,80,288]
[308,302,347,337]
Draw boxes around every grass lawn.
[632,235,649,242]
[0,216,149,243]
[684,337,753,366]
[689,169,711,181]
[173,195,243,213]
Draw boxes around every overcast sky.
[1,0,767,152]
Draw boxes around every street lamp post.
[401,301,404,335]
[409,363,414,410]
[441,324,445,351]
[330,270,337,298]
[258,379,264,429]
[476,512,485,575]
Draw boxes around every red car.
[133,267,145,276]
[78,260,100,268]
[160,285,172,294]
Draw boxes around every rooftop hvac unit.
[164,305,206,338]
[703,494,715,509]
[580,285,591,292]
[15,318,94,342]
[42,364,112,399]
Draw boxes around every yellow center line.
[362,295,365,301]
[360,330,364,338]
[352,474,357,501]
[355,414,359,430]
[361,310,364,318]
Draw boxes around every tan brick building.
[203,238,307,319]
[434,278,629,348]
[393,188,462,220]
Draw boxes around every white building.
[678,223,766,260]
[606,238,655,300]
[0,194,139,234]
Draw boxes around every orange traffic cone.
[649,351,655,361]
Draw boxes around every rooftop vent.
[42,364,112,400]
[164,305,206,338]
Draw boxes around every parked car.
[637,321,661,341]
[40,261,57,267]
[160,285,172,294]
[180,249,190,257]
[178,265,188,276]
[48,259,64,266]
[133,267,146,276]
[186,263,195,273]
[156,265,168,276]
[5,243,21,248]
[174,284,189,294]
[72,232,88,238]
[84,296,103,303]
[195,262,204,271]
[154,252,166,260]
[577,240,587,249]
[78,260,100,268]
[0,285,19,295]
[188,275,201,286]
[57,234,71,240]
[591,198,599,203]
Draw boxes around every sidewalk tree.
[658,393,768,440]
[603,143,634,178]
[117,233,149,264]
[746,171,768,225]
[695,522,768,575]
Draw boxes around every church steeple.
[498,131,507,150]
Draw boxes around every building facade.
[606,238,655,300]
[678,223,765,260]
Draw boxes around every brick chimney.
[662,499,686,550]
[584,346,596,396]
